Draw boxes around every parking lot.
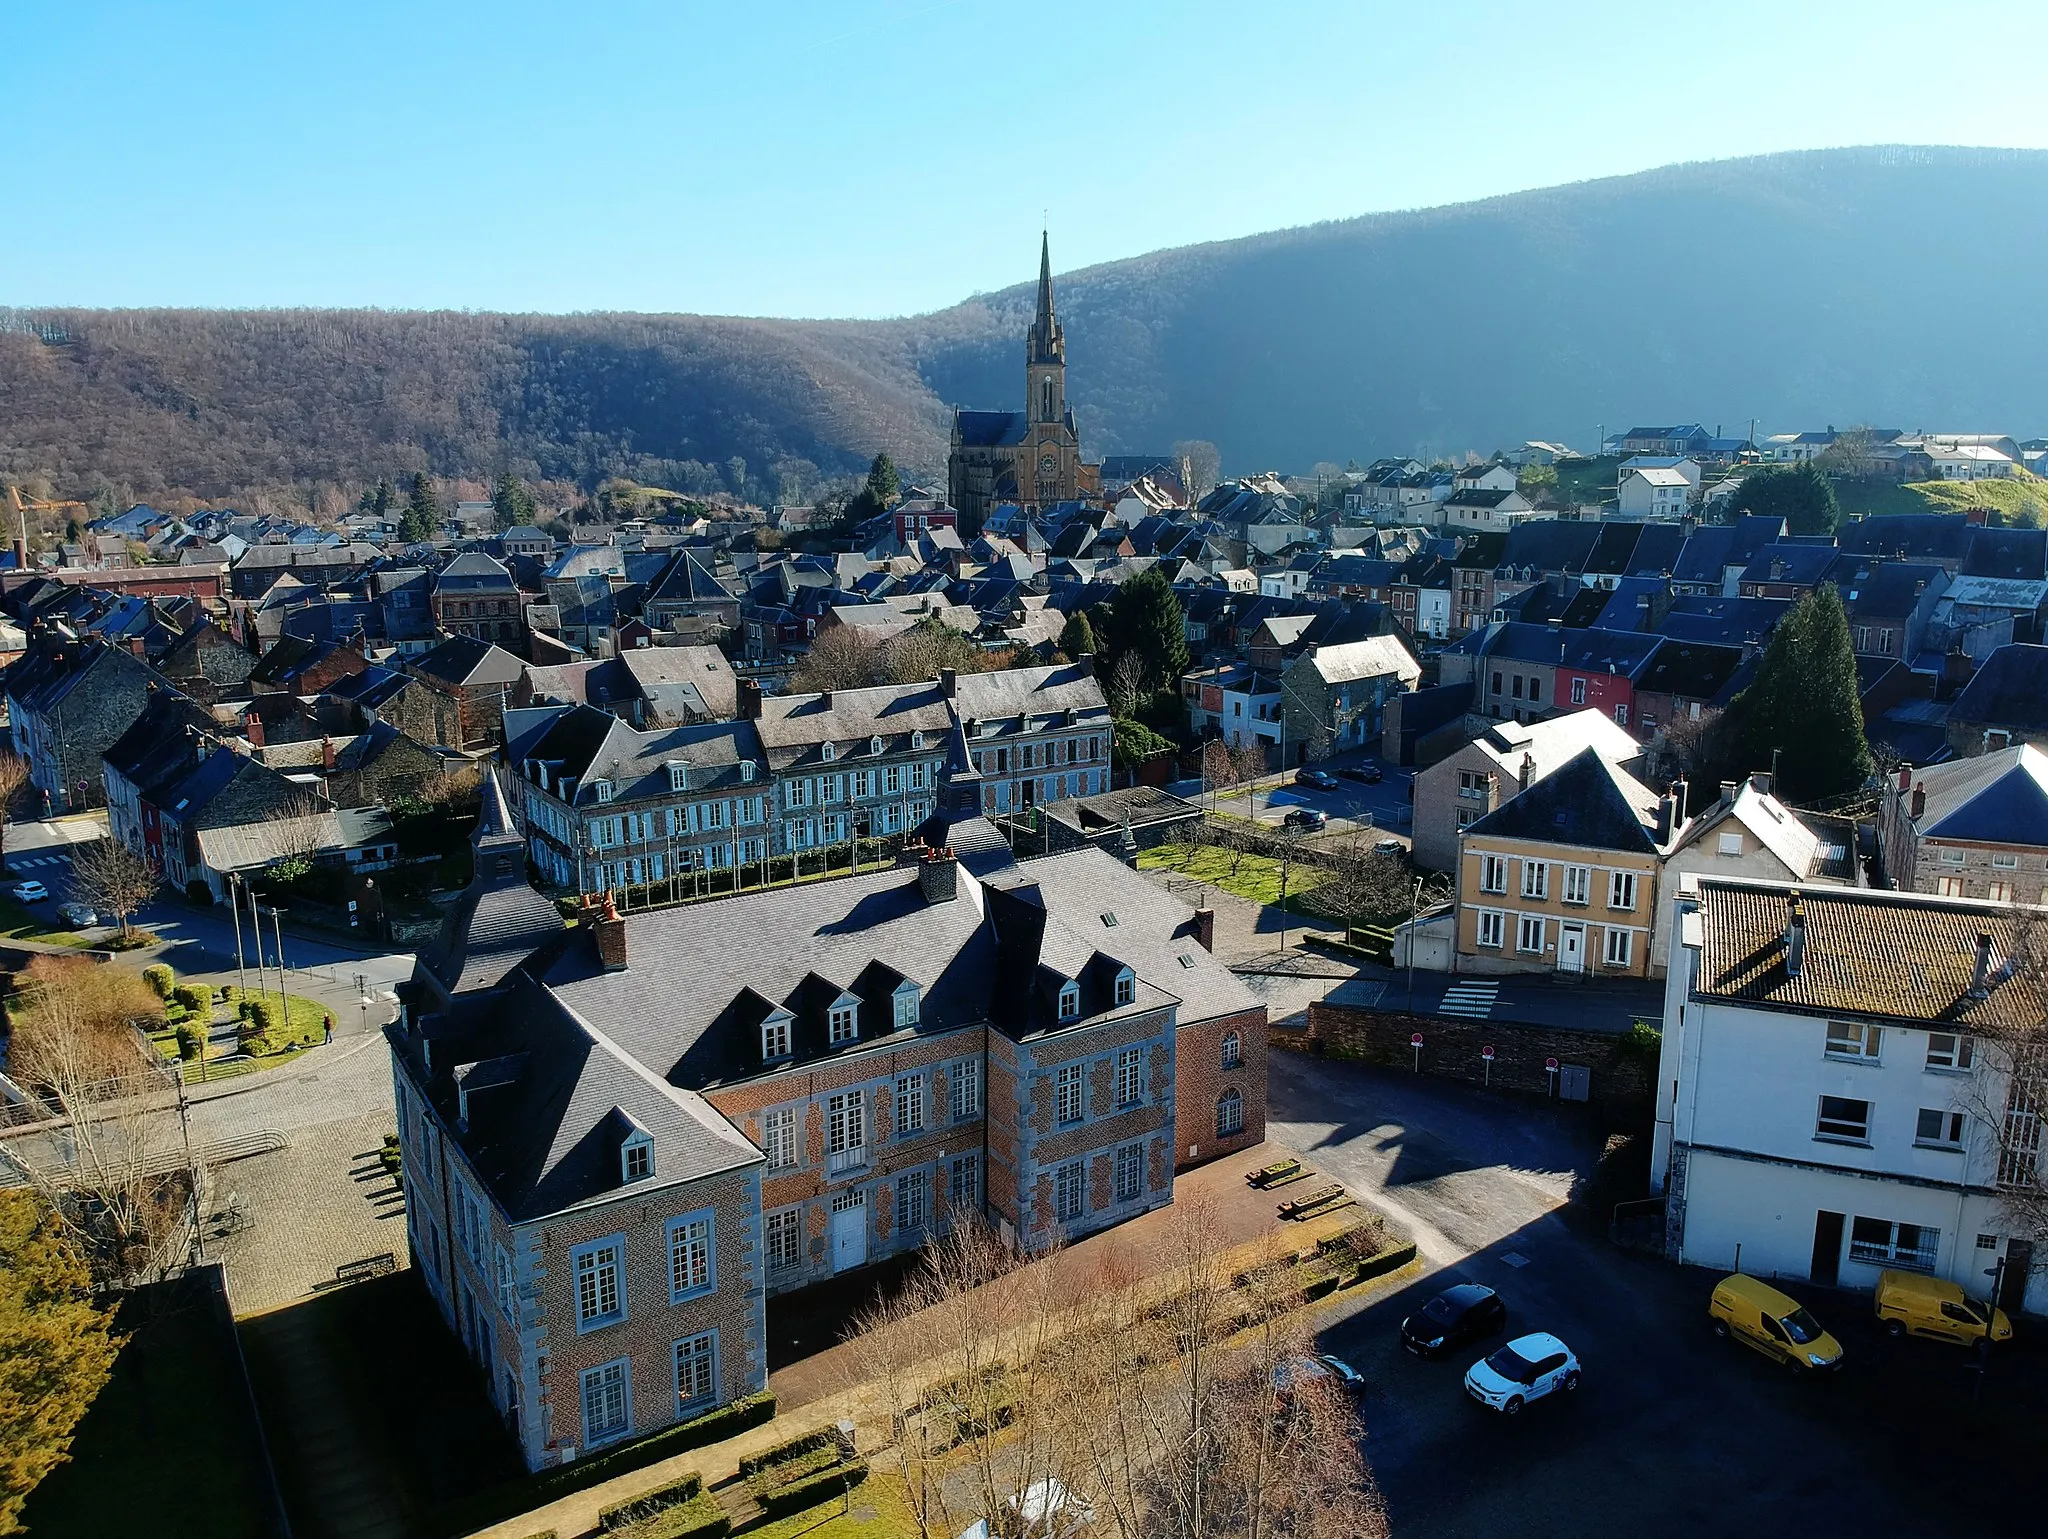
[1273,1053,2042,1537]
[1180,756,1416,848]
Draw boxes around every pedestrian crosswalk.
[12,851,74,869]
[1437,979,1499,1019]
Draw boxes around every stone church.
[948,235,1098,529]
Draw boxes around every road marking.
[1499,1251,1531,1268]
[1437,980,1499,1019]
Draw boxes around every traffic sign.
[1411,1032,1425,1047]
[1482,1045,1495,1061]
[1545,1056,1559,1072]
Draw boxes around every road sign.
[1411,1033,1425,1047]
[1482,1045,1495,1061]
[1545,1056,1559,1072]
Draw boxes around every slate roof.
[1688,877,2043,1032]
[1961,526,2047,581]
[1632,639,1747,702]
[1299,636,1421,688]
[410,635,524,689]
[1949,643,2048,732]
[1496,520,1603,577]
[1656,596,1790,649]
[435,552,515,590]
[420,768,571,998]
[1905,744,2048,848]
[1741,542,1838,587]
[954,410,1029,448]
[1835,514,1973,566]
[1466,746,1666,854]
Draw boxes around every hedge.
[754,1459,868,1520]
[600,1472,702,1531]
[142,964,175,999]
[172,982,212,1017]
[614,1491,729,1539]
[1346,1241,1420,1286]
[737,1426,848,1479]
[433,1392,774,1536]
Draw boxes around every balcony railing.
[827,1146,868,1176]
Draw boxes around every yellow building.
[1454,747,1684,978]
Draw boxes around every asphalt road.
[1174,756,1417,844]
[1272,1052,2040,1537]
[1317,968,1666,1035]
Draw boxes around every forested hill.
[6,146,2048,507]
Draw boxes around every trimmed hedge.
[143,963,175,999]
[737,1426,848,1479]
[432,1392,774,1536]
[1347,1241,1420,1286]
[172,982,212,1017]
[600,1471,702,1531]
[614,1491,729,1539]
[754,1458,868,1520]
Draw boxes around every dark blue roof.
[954,411,1028,448]
[1656,595,1790,648]
[1951,643,2048,732]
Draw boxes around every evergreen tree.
[491,472,536,531]
[1729,461,1839,536]
[1104,566,1190,696]
[371,476,394,518]
[0,1190,122,1531]
[864,452,899,510]
[1714,584,1872,803]
[1058,609,1097,660]
[398,472,440,543]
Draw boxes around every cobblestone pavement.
[187,1023,410,1314]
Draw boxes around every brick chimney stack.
[590,893,628,971]
[321,736,337,772]
[737,678,763,721]
[1910,782,1926,819]
[1192,907,1216,952]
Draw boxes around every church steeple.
[1027,230,1063,368]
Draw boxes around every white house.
[1181,664,1283,751]
[1452,463,1519,495]
[1653,876,2043,1316]
[1619,455,1702,490]
[1928,444,2016,481]
[1618,467,1692,519]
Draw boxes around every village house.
[6,636,164,813]
[1878,748,2048,905]
[1409,708,1642,872]
[433,552,525,648]
[1277,636,1421,765]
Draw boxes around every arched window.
[1058,983,1079,1021]
[1221,1032,1242,1070]
[1042,377,1054,420]
[1216,1088,1244,1139]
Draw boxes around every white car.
[1464,1331,1580,1415]
[10,880,48,903]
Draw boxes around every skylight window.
[1100,912,1118,928]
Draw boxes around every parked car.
[1709,1273,1842,1373]
[56,902,98,930]
[1294,767,1339,791]
[1401,1282,1507,1357]
[1315,1353,1367,1396]
[1272,1352,1366,1410]
[10,880,48,903]
[1284,807,1328,831]
[1338,763,1384,784]
[1464,1332,1580,1415]
[1873,1269,2013,1346]
[1372,838,1405,857]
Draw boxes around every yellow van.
[1709,1274,1843,1372]
[1873,1270,2014,1346]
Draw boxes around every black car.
[1337,764,1384,784]
[1400,1283,1507,1357]
[1294,767,1339,791]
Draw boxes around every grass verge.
[1137,843,1326,912]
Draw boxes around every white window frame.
[667,1210,715,1302]
[1562,865,1590,906]
[894,1073,926,1137]
[1925,1033,1975,1073]
[580,1357,632,1445]
[826,1089,867,1174]
[573,1236,626,1332]
[895,1168,927,1231]
[1517,914,1545,954]
[1608,870,1638,911]
[1825,1020,1883,1063]
[1054,1159,1085,1223]
[1221,1032,1242,1070]
[1115,1047,1143,1108]
[1058,982,1079,1020]
[765,1207,802,1269]
[1815,1095,1872,1143]
[762,1106,796,1169]
[1520,860,1549,900]
[1217,1086,1245,1138]
[949,1152,981,1210]
[1056,1062,1085,1124]
[1479,853,1507,894]
[622,1134,654,1184]
[828,1003,857,1045]
[1915,1108,1966,1149]
[1114,969,1136,1007]
[1602,927,1632,968]
[762,1016,791,1060]
[1114,1141,1144,1204]
[1476,908,1504,949]
[674,1330,717,1416]
[893,987,920,1029]
[950,1059,981,1121]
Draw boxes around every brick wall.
[1173,1005,1268,1169]
[1304,1001,1652,1103]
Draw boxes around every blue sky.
[4,0,2046,317]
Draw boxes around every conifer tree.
[399,472,440,543]
[1715,584,1871,802]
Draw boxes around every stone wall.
[1303,1001,1654,1104]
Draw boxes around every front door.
[1811,1210,1845,1286]
[1558,924,1585,973]
[831,1193,868,1273]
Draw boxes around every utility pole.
[268,904,289,1030]
[227,872,248,1003]
[1406,875,1422,1014]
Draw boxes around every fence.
[1301,1001,1656,1106]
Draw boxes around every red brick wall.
[1174,1006,1268,1169]
[1304,1001,1652,1101]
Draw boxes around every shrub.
[754,1459,867,1520]
[251,999,280,1036]
[738,1427,850,1479]
[142,964,175,999]
[599,1472,702,1530]
[172,983,211,1017]
[616,1491,729,1539]
[174,1023,205,1060]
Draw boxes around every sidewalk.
[475,1144,1387,1539]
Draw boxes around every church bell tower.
[1025,231,1065,426]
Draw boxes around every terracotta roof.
[1690,877,2044,1030]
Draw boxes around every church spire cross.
[1028,230,1064,368]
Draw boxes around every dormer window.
[893,985,920,1030]
[668,761,689,792]
[762,1016,791,1060]
[821,742,836,762]
[592,779,615,804]
[622,1132,654,1183]
[1114,969,1136,1007]
[739,761,757,783]
[911,731,925,750]
[871,735,884,755]
[828,1004,857,1045]
[1058,982,1080,1021]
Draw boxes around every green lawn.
[1138,843,1326,912]
[224,986,336,1054]
[744,1475,917,1539]
[1833,473,2048,525]
[19,1278,278,1539]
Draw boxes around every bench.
[335,1253,397,1285]
[1278,1184,1344,1220]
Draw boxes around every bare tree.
[1106,650,1147,718]
[848,1200,1388,1539]
[0,752,30,871]
[1173,440,1223,501]
[792,625,887,693]
[0,957,195,1287]
[68,838,161,940]
[1308,833,1413,945]
[1963,909,2048,1289]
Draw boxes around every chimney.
[1191,907,1216,953]
[1670,777,1688,824]
[918,845,958,905]
[941,667,958,698]
[1719,780,1739,806]
[1655,790,1675,843]
[737,677,763,721]
[590,892,628,972]
[127,635,146,657]
[1750,771,1773,796]
[1896,764,1913,792]
[1783,890,1806,979]
[244,709,266,748]
[321,735,336,772]
[1969,931,1996,999]
[1520,751,1535,791]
